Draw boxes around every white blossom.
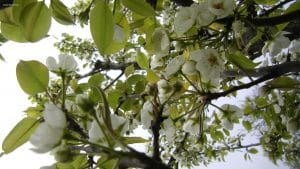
[268,33,290,57]
[30,123,64,153]
[181,60,196,75]
[193,3,215,28]
[190,48,224,86]
[221,118,233,130]
[164,55,185,78]
[29,102,66,153]
[151,55,164,69]
[89,120,104,143]
[273,104,281,114]
[46,54,77,72]
[113,24,125,43]
[183,119,199,135]
[286,118,299,134]
[43,103,66,129]
[208,0,235,18]
[141,101,154,129]
[289,40,300,60]
[174,7,197,36]
[152,28,170,57]
[89,114,128,143]
[157,79,172,103]
[161,118,176,143]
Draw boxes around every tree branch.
[259,0,295,17]
[222,61,300,78]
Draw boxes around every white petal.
[30,123,63,153]
[183,120,199,135]
[58,54,77,72]
[174,7,197,36]
[208,0,235,18]
[151,55,163,69]
[113,24,125,43]
[286,118,299,134]
[46,57,58,71]
[141,101,153,129]
[182,61,196,75]
[43,103,66,129]
[194,3,215,27]
[88,120,104,143]
[111,114,128,135]
[152,28,170,57]
[221,118,233,130]
[164,55,185,78]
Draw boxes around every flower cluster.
[141,101,154,129]
[174,0,235,35]
[29,103,66,153]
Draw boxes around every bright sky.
[0,2,291,169]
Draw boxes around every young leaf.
[242,120,252,131]
[1,22,27,42]
[12,0,36,24]
[248,148,258,154]
[50,0,74,25]
[266,76,300,89]
[97,154,119,169]
[123,137,149,144]
[20,1,51,42]
[121,0,156,17]
[2,117,39,154]
[146,69,159,83]
[16,60,49,95]
[90,1,114,55]
[136,51,149,69]
[227,51,259,70]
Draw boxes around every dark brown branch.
[222,61,300,78]
[250,9,300,26]
[103,71,124,91]
[66,113,89,139]
[207,67,287,100]
[259,0,295,17]
[171,0,194,6]
[71,146,172,169]
[151,106,164,161]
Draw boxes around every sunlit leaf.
[146,69,159,83]
[2,117,39,153]
[97,154,119,169]
[20,1,51,42]
[266,76,300,89]
[50,0,74,25]
[12,0,36,24]
[1,22,27,42]
[123,137,149,144]
[248,148,258,154]
[242,120,252,131]
[90,0,114,55]
[121,0,155,17]
[136,51,149,69]
[16,60,49,95]
[227,51,259,70]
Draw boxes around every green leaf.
[2,117,39,153]
[1,22,27,42]
[12,0,37,24]
[121,0,155,17]
[266,77,300,89]
[242,120,252,131]
[56,163,75,169]
[227,51,259,70]
[0,7,15,24]
[136,51,149,69]
[146,69,159,83]
[123,137,149,144]
[107,90,121,109]
[248,148,258,154]
[50,0,74,25]
[16,60,49,95]
[97,154,119,169]
[105,13,130,54]
[124,64,135,77]
[88,73,105,86]
[90,1,114,55]
[20,1,52,42]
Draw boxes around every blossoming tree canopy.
[1,0,300,168]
